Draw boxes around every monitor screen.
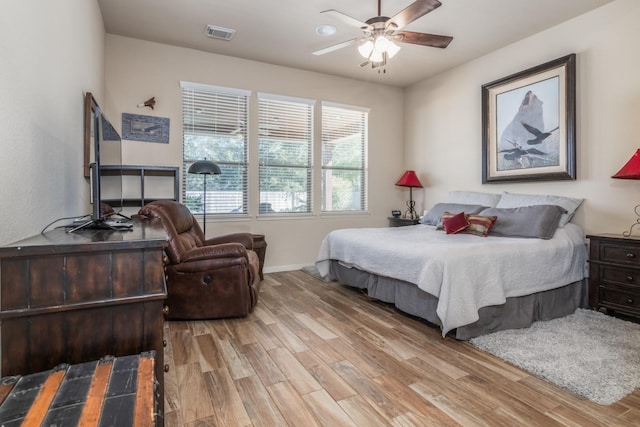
[89,108,123,221]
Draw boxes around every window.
[321,102,368,212]
[258,93,313,214]
[181,82,250,216]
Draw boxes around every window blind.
[181,82,250,216]
[321,102,368,212]
[258,93,313,214]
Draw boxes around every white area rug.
[470,309,640,405]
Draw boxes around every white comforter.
[316,223,587,337]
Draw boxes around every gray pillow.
[480,205,567,239]
[495,192,583,227]
[421,203,487,226]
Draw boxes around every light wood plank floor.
[163,270,640,426]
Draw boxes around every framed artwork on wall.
[481,54,576,183]
[122,113,170,143]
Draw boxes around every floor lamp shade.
[188,160,221,175]
[395,170,423,220]
[188,159,221,237]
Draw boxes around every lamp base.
[623,204,640,237]
[403,200,419,220]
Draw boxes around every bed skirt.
[328,260,588,340]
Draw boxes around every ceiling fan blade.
[312,38,362,56]
[396,31,453,48]
[387,0,442,31]
[321,9,370,29]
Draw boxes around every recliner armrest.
[180,242,248,263]
[204,233,254,250]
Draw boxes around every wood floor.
[163,270,640,426]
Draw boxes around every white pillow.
[495,192,584,227]
[448,191,502,208]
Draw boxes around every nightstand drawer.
[601,242,640,265]
[600,287,640,312]
[601,266,640,286]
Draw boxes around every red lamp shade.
[613,149,640,179]
[395,170,423,188]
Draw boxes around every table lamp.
[395,170,423,220]
[612,149,640,237]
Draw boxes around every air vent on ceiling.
[205,25,235,41]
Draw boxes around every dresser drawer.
[601,266,640,287]
[600,287,640,312]
[600,242,640,265]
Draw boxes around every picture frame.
[122,113,170,143]
[481,54,576,183]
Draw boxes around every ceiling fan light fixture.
[358,40,374,58]
[374,35,390,52]
[370,49,384,63]
[386,40,401,58]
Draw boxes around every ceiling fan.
[313,0,453,70]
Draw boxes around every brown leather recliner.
[137,200,260,319]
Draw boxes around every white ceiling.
[98,0,614,88]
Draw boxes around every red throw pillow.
[442,211,470,234]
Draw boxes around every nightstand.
[587,234,640,322]
[388,217,420,227]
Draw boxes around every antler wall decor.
[137,97,156,110]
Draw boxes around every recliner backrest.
[138,200,205,264]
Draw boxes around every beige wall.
[404,0,640,236]
[0,0,105,245]
[5,0,634,266]
[104,35,405,271]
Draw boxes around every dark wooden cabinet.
[388,217,420,227]
[587,234,640,321]
[0,221,168,419]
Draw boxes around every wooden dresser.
[0,220,168,420]
[587,234,640,321]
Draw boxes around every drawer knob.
[164,364,170,373]
[627,253,635,259]
[163,339,167,347]
[163,305,170,316]
[627,276,634,282]
[628,298,634,304]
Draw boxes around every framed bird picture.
[122,113,170,144]
[481,54,576,183]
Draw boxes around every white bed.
[315,191,588,339]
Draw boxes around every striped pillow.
[462,214,497,237]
